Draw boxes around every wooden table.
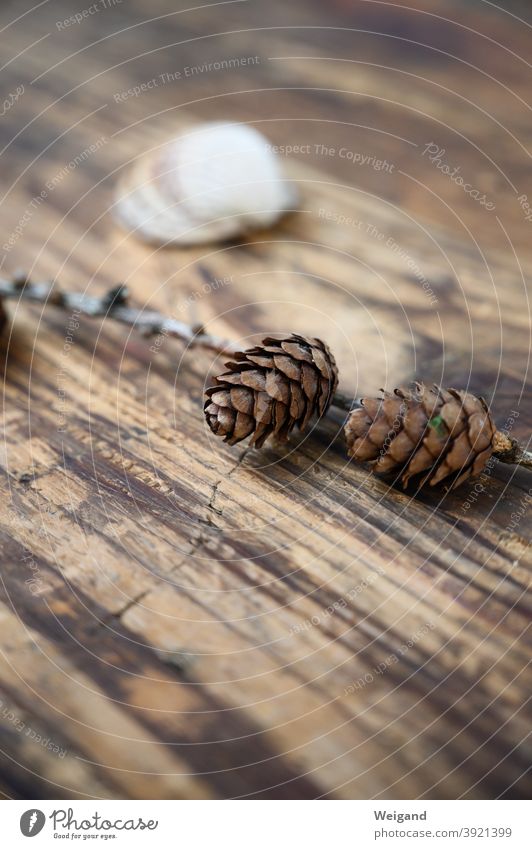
[0,0,530,799]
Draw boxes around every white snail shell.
[114,122,298,245]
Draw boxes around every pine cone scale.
[387,430,415,463]
[241,370,266,390]
[289,382,305,419]
[403,406,428,440]
[468,413,492,449]
[472,446,492,477]
[231,387,253,414]
[274,354,300,379]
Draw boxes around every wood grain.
[0,0,530,799]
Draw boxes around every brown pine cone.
[345,382,496,489]
[204,335,338,447]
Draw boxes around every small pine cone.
[345,382,496,489]
[204,335,338,447]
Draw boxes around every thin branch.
[492,431,532,471]
[0,272,361,415]
[0,273,239,356]
[331,390,360,413]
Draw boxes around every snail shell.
[114,122,298,245]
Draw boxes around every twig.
[0,273,239,356]
[331,390,360,413]
[1,272,361,415]
[492,431,532,470]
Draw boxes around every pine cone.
[345,382,496,489]
[204,335,338,447]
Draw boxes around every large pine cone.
[204,335,338,447]
[345,383,496,489]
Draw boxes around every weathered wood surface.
[0,0,530,799]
